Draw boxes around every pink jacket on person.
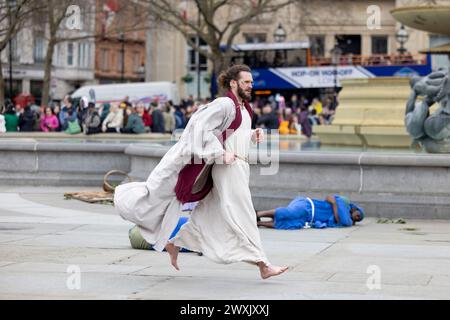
[40,115,59,132]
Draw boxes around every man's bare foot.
[165,242,180,271]
[258,263,288,279]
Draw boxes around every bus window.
[227,41,310,68]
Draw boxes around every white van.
[71,81,180,106]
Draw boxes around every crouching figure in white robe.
[114,64,288,279]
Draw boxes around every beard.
[237,86,252,101]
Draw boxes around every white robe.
[171,103,269,265]
[118,96,269,265]
[129,97,236,252]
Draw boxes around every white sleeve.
[182,97,234,164]
[109,112,124,128]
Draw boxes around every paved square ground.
[1,186,450,299]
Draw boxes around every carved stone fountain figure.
[405,69,450,152]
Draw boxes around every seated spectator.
[53,103,62,131]
[150,102,165,133]
[3,105,19,132]
[77,96,90,132]
[278,95,286,110]
[59,96,71,130]
[59,106,78,131]
[320,105,333,125]
[252,106,261,129]
[279,114,300,135]
[308,109,321,126]
[185,94,195,107]
[256,195,364,229]
[121,106,145,134]
[64,107,81,134]
[299,106,312,138]
[276,108,284,126]
[33,106,44,131]
[184,105,193,125]
[324,97,336,112]
[0,111,5,133]
[311,98,323,115]
[136,102,152,132]
[40,107,59,132]
[256,103,279,133]
[288,114,300,134]
[121,96,132,108]
[102,103,123,133]
[163,103,175,133]
[30,103,41,114]
[289,94,299,112]
[99,103,111,124]
[19,105,36,132]
[284,107,293,119]
[278,119,289,135]
[301,96,309,110]
[174,106,186,129]
[83,102,101,135]
[61,95,72,110]
[192,99,202,113]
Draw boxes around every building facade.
[1,2,97,103]
[1,0,440,103]
[1,0,148,104]
[94,0,146,84]
[145,0,434,99]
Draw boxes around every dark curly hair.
[217,64,251,90]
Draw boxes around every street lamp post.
[119,32,125,83]
[9,37,13,102]
[273,23,286,43]
[8,0,17,102]
[396,25,409,55]
[273,23,287,66]
[196,13,201,99]
[330,43,342,109]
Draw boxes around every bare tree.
[38,0,74,106]
[141,0,297,90]
[38,0,152,105]
[0,0,42,107]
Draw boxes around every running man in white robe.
[115,64,288,279]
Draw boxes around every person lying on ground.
[256,195,364,229]
[128,216,199,254]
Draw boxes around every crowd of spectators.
[0,94,207,135]
[251,93,337,138]
[0,93,337,138]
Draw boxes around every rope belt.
[304,197,315,229]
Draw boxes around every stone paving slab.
[129,276,447,300]
[294,255,450,275]
[0,272,170,300]
[132,265,334,282]
[11,233,132,249]
[0,245,138,265]
[327,272,432,286]
[0,262,148,275]
[0,187,450,299]
[0,222,82,235]
[0,234,40,244]
[429,275,450,287]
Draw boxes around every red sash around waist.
[174,90,252,204]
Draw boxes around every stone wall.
[0,141,130,187]
[124,145,450,220]
[1,140,449,219]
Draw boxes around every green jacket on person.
[125,113,145,134]
[4,113,19,132]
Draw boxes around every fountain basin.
[1,139,448,219]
